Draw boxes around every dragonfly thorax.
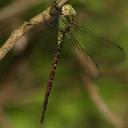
[65,22,75,34]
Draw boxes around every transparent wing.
[73,25,126,68]
[68,32,100,79]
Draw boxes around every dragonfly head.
[62,4,76,17]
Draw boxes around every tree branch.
[0,0,68,61]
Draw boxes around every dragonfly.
[40,2,125,123]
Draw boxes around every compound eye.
[64,8,68,12]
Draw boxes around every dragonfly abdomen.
[40,30,66,123]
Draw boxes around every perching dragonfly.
[40,2,125,123]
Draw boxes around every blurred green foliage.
[0,0,128,128]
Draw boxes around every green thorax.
[57,4,76,44]
[59,4,76,29]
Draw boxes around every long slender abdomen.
[40,30,66,123]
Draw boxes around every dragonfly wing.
[69,32,100,79]
[73,25,126,69]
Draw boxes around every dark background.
[0,0,128,128]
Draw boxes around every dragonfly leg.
[42,0,62,29]
[49,0,61,16]
[42,13,58,29]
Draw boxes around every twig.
[83,77,126,128]
[0,0,68,61]
[75,47,127,128]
